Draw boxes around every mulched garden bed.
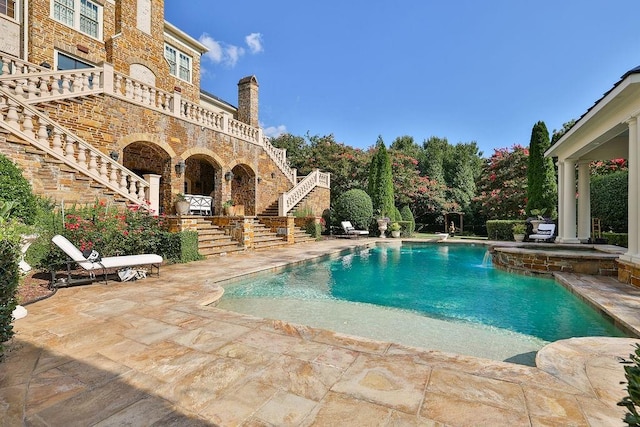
[18,270,55,305]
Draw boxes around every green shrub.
[333,189,373,230]
[0,239,19,358]
[177,231,203,263]
[400,206,415,236]
[618,343,640,426]
[591,171,627,232]
[602,232,628,248]
[486,220,526,241]
[0,154,37,225]
[304,220,322,239]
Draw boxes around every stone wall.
[490,246,619,277]
[618,259,640,286]
[35,92,293,214]
[0,131,128,207]
[27,0,201,104]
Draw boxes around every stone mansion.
[0,0,330,252]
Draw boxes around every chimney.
[237,75,259,127]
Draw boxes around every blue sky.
[164,1,639,156]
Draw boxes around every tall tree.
[526,121,557,217]
[367,136,395,218]
[475,145,529,219]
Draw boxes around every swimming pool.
[217,243,627,362]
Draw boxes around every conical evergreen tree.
[526,121,557,217]
[367,136,395,218]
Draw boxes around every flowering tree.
[475,145,529,220]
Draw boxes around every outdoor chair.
[51,234,163,286]
[341,221,370,238]
[528,223,556,243]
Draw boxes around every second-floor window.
[0,0,16,19]
[164,44,192,83]
[53,0,102,39]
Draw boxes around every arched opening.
[230,164,256,216]
[184,155,222,215]
[122,142,171,214]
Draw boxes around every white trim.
[50,0,104,41]
[0,0,19,22]
[164,42,192,83]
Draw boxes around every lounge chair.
[341,221,370,238]
[51,234,163,285]
[528,223,556,243]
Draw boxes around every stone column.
[559,158,579,243]
[577,161,591,242]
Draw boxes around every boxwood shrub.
[486,220,526,241]
[333,189,373,230]
[0,154,37,225]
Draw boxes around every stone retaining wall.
[490,246,619,277]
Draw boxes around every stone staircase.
[194,218,244,257]
[251,219,289,250]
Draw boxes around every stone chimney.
[237,75,259,127]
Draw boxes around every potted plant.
[175,193,190,215]
[222,199,234,216]
[389,222,401,238]
[512,223,526,242]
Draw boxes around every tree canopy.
[526,121,557,217]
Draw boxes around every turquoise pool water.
[221,244,625,342]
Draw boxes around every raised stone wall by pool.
[490,243,623,277]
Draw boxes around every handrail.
[0,88,150,207]
[1,54,313,188]
[278,169,330,215]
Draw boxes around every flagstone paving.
[2,238,640,426]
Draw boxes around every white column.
[555,160,564,242]
[143,174,161,216]
[624,117,640,261]
[577,161,591,242]
[559,159,580,243]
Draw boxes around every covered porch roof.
[546,66,640,161]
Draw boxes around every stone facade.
[0,0,330,230]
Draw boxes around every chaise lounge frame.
[51,234,163,286]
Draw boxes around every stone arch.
[229,162,257,216]
[118,135,174,214]
[179,147,226,215]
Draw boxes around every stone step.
[200,245,245,257]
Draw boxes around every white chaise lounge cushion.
[52,234,163,271]
[341,221,369,235]
[528,224,556,242]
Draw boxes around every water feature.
[216,243,627,364]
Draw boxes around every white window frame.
[55,50,94,70]
[0,0,17,20]
[51,0,103,40]
[164,43,192,83]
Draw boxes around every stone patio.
[2,238,639,426]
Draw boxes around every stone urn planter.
[175,200,190,215]
[377,218,388,238]
[513,234,525,242]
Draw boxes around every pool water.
[218,244,626,361]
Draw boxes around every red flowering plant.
[41,199,170,271]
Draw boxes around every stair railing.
[0,88,150,207]
[278,169,330,216]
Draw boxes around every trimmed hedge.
[591,171,627,233]
[486,220,526,241]
[177,231,204,263]
[400,206,415,236]
[602,232,628,248]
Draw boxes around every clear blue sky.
[164,1,639,156]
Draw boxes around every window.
[56,52,92,70]
[0,0,16,19]
[52,0,102,39]
[164,44,192,83]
